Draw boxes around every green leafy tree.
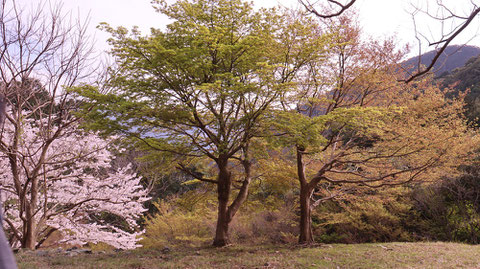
[78,0,329,246]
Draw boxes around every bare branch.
[177,163,218,184]
[403,4,480,83]
[300,0,357,19]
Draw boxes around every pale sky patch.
[14,0,480,58]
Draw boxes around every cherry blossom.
[0,112,149,249]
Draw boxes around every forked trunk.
[212,156,252,247]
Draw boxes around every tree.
[0,0,148,249]
[77,0,330,246]
[0,114,148,249]
[276,81,476,245]
[270,14,477,244]
[273,15,397,244]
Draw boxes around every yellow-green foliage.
[256,157,298,197]
[142,189,299,248]
[141,192,216,248]
[315,187,416,243]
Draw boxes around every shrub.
[230,205,298,244]
[314,187,420,243]
[141,190,299,247]
[411,165,480,244]
[141,194,216,248]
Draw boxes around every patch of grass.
[15,242,480,268]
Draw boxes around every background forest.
[3,0,480,256]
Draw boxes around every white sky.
[74,0,416,51]
[15,0,480,59]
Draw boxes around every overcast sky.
[68,0,415,51]
[15,0,480,58]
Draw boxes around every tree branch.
[177,163,218,184]
[300,0,357,19]
[403,6,480,83]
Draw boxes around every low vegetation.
[16,242,480,268]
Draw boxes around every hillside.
[436,53,480,122]
[403,45,480,77]
[404,45,480,123]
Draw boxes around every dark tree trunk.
[299,185,314,244]
[213,198,230,247]
[212,154,252,247]
[213,158,231,247]
[296,146,315,244]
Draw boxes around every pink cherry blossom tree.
[0,111,149,250]
[0,0,149,249]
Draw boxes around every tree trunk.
[22,204,37,249]
[23,223,36,250]
[23,178,39,250]
[213,158,231,247]
[299,184,314,244]
[213,198,230,247]
[296,146,315,244]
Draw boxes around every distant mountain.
[403,45,480,77]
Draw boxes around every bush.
[141,190,299,248]
[230,205,298,244]
[411,165,480,244]
[141,193,216,248]
[313,187,421,243]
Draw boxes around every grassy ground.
[15,242,480,268]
